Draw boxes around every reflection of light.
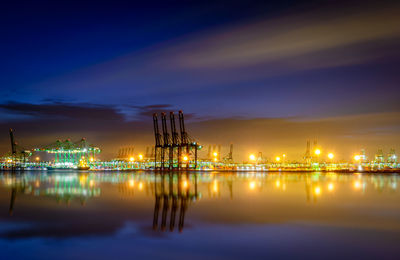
[275,180,280,188]
[138,182,143,190]
[328,183,334,191]
[354,181,361,189]
[282,183,286,191]
[129,179,135,187]
[35,180,40,188]
[249,181,256,190]
[182,180,188,189]
[314,186,321,195]
[213,180,218,192]
[79,175,87,185]
[89,180,94,187]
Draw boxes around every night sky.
[1,0,399,160]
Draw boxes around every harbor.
[2,111,399,173]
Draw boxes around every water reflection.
[152,173,199,232]
[2,172,399,207]
[1,171,399,259]
[1,171,399,237]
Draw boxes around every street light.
[183,155,188,162]
[275,156,281,162]
[354,155,361,161]
[138,154,144,169]
[129,157,134,162]
[249,154,256,161]
[213,152,218,157]
[314,149,321,156]
[328,153,334,159]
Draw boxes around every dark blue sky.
[1,0,399,159]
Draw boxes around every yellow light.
[314,186,321,195]
[128,179,135,187]
[89,180,94,187]
[138,182,143,190]
[90,157,94,162]
[138,154,143,160]
[354,155,361,161]
[328,153,334,159]
[183,155,188,161]
[282,154,286,158]
[213,158,217,162]
[182,180,188,189]
[249,154,256,161]
[275,180,281,188]
[35,157,40,161]
[314,149,321,155]
[354,181,361,189]
[275,156,281,162]
[213,152,218,157]
[129,157,134,162]
[328,183,334,191]
[249,181,256,190]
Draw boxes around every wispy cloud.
[168,3,400,71]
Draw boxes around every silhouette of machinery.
[153,111,201,170]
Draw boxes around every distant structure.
[153,111,201,170]
[304,140,313,163]
[117,146,135,160]
[7,129,31,166]
[387,149,397,164]
[36,138,100,167]
[223,144,234,163]
[375,149,384,164]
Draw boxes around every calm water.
[0,171,399,260]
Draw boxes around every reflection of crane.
[152,173,198,232]
[7,175,27,216]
